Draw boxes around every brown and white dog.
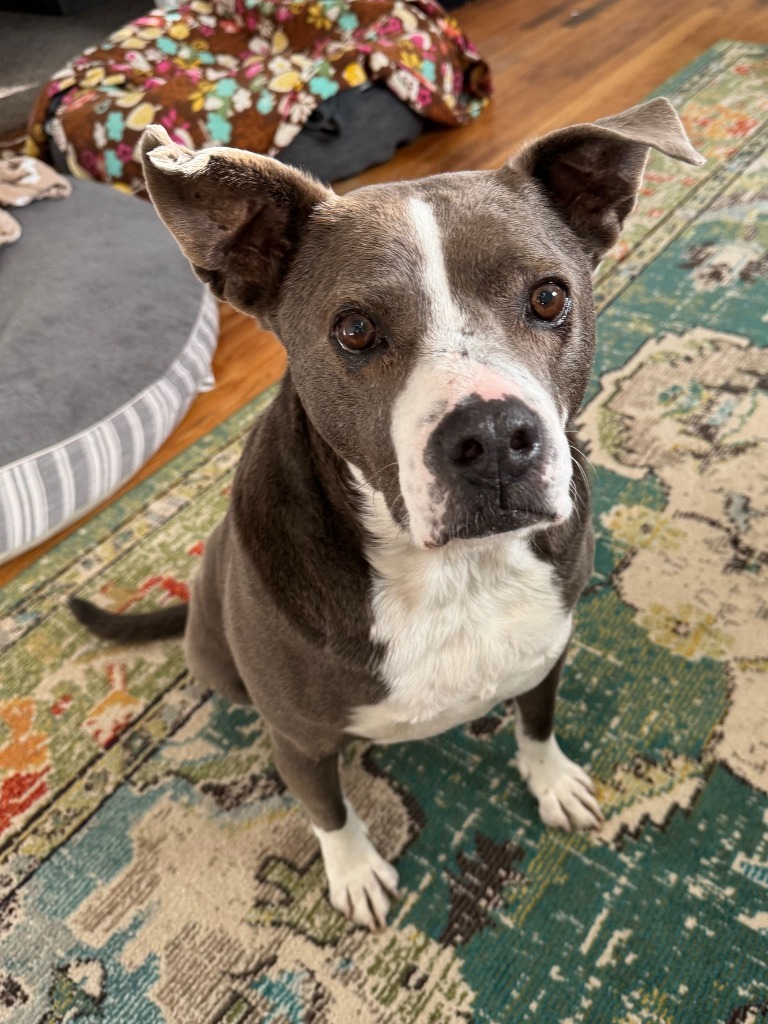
[71,99,704,930]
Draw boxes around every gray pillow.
[0,179,217,561]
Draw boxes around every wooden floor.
[2,0,767,586]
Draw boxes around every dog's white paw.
[313,801,400,930]
[515,732,603,832]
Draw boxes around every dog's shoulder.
[230,377,381,666]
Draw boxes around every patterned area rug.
[2,41,767,1024]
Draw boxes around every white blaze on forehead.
[390,195,573,547]
[408,196,464,343]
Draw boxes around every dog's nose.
[429,397,543,485]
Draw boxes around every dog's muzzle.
[425,396,559,543]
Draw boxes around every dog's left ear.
[513,97,705,266]
[140,126,332,327]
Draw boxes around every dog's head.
[142,100,703,548]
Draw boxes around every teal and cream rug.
[1,41,767,1024]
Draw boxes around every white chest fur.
[348,482,572,744]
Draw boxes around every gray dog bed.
[0,179,217,562]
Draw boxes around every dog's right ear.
[141,126,331,327]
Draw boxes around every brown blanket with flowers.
[26,0,491,196]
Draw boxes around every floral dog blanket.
[26,0,491,195]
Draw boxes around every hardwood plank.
[2,0,766,586]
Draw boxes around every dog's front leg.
[514,648,603,832]
[270,729,400,930]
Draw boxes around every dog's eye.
[529,282,569,322]
[333,312,378,352]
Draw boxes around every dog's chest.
[348,523,571,744]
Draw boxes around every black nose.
[428,396,543,485]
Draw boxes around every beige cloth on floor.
[0,156,72,208]
[0,208,22,247]
[0,156,72,247]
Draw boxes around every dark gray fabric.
[0,178,205,465]
[0,0,149,133]
[278,82,424,183]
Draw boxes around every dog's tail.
[69,596,188,643]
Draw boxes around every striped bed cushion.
[0,292,217,561]
[0,180,219,563]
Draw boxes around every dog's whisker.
[573,459,591,496]
[362,461,399,488]
[569,440,598,480]
[389,493,406,518]
[570,452,593,498]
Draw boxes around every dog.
[70,98,704,930]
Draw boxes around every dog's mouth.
[394,379,575,550]
[424,506,559,548]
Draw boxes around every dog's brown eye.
[530,282,568,322]
[334,312,378,352]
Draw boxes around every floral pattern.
[25,0,491,195]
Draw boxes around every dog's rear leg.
[184,601,251,706]
[270,729,400,930]
[514,646,603,831]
